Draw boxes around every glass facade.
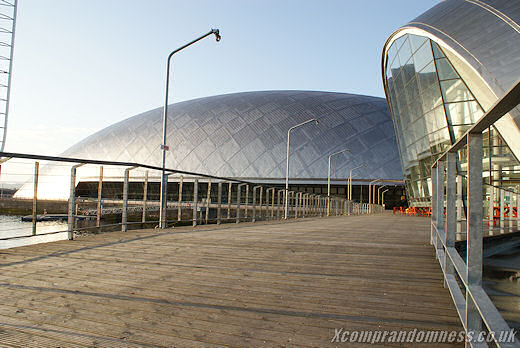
[385,33,519,206]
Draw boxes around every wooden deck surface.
[0,214,463,347]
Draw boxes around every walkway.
[0,214,462,347]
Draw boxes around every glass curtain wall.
[385,33,519,207]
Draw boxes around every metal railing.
[431,78,520,347]
[0,151,384,246]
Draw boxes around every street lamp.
[327,147,350,216]
[285,118,319,219]
[377,185,387,205]
[368,178,381,213]
[381,188,389,208]
[348,163,365,201]
[159,29,221,229]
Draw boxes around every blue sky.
[7,0,439,155]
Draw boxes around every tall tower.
[0,0,17,151]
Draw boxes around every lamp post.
[348,163,365,201]
[368,178,381,213]
[377,185,387,205]
[381,188,389,208]
[285,118,319,219]
[159,29,221,229]
[327,148,350,216]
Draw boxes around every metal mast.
[0,0,17,151]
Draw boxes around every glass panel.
[402,62,416,86]
[451,125,471,139]
[445,100,483,126]
[412,42,433,72]
[397,37,412,67]
[417,61,437,91]
[441,79,473,102]
[431,41,445,58]
[420,83,442,112]
[436,57,458,81]
[409,34,428,53]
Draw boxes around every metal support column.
[500,188,505,233]
[445,153,456,288]
[466,133,483,336]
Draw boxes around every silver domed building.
[16,90,403,200]
[382,0,520,207]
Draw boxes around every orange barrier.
[487,206,518,226]
[393,206,431,217]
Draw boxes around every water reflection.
[0,215,68,249]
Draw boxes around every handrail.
[0,152,383,245]
[430,77,520,347]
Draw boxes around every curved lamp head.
[212,29,222,42]
[315,119,319,126]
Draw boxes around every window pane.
[412,42,433,72]
[436,57,458,81]
[441,79,473,102]
[417,61,437,91]
[409,34,428,53]
[431,42,445,58]
[445,100,484,125]
[398,37,412,67]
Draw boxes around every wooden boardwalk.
[0,214,462,347]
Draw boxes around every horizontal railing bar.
[468,285,520,347]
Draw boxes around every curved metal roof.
[385,0,520,127]
[62,90,402,181]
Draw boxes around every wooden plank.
[0,214,464,347]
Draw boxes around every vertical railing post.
[227,182,232,220]
[122,166,137,232]
[68,164,84,240]
[142,170,148,224]
[431,163,438,245]
[259,187,263,221]
[245,185,249,219]
[178,175,183,222]
[271,188,275,219]
[252,186,259,222]
[217,182,222,225]
[500,188,505,233]
[97,166,103,228]
[466,133,483,338]
[517,189,520,231]
[507,191,513,233]
[205,180,211,224]
[193,179,199,227]
[277,190,282,220]
[435,161,445,258]
[445,152,457,288]
[488,185,494,235]
[32,161,39,235]
[237,183,247,223]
